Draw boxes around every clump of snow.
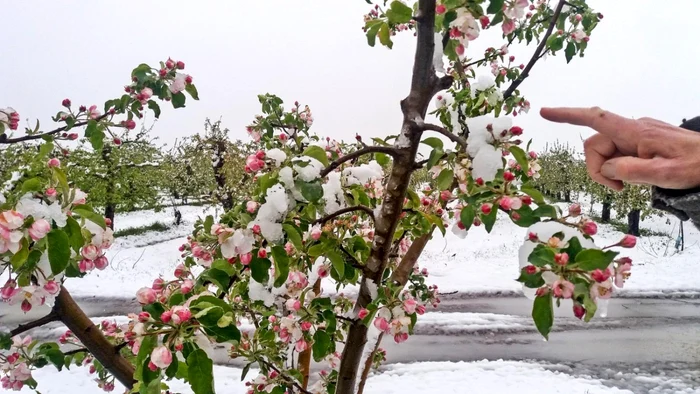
[471,74,503,105]
[471,144,502,182]
[249,280,274,306]
[250,184,288,242]
[266,148,287,167]
[432,32,445,73]
[343,160,383,186]
[365,278,379,300]
[293,156,324,182]
[322,172,345,214]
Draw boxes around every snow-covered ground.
[68,201,700,300]
[26,359,692,394]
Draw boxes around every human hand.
[539,107,700,191]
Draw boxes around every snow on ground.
[59,199,700,300]
[23,360,651,394]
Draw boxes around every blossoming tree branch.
[0,1,636,394]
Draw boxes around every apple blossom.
[150,346,173,369]
[619,234,636,248]
[28,219,50,241]
[136,287,157,305]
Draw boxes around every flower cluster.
[0,108,20,132]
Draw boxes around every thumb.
[601,157,658,185]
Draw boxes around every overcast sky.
[2,0,699,154]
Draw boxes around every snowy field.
[7,202,700,393]
[65,201,700,300]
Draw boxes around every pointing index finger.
[540,107,637,139]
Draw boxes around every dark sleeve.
[651,116,700,227]
[652,186,700,227]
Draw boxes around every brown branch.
[357,332,384,394]
[420,123,467,150]
[313,205,375,225]
[390,232,432,286]
[298,279,322,389]
[10,311,59,337]
[503,0,567,100]
[320,146,399,178]
[63,347,89,356]
[0,113,110,144]
[53,287,136,388]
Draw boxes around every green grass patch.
[114,221,170,238]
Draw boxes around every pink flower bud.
[436,4,446,14]
[279,133,288,141]
[582,220,598,236]
[554,252,569,266]
[240,253,253,265]
[176,61,185,70]
[520,196,532,205]
[440,190,452,201]
[568,203,581,217]
[45,188,57,199]
[617,257,633,265]
[394,332,409,343]
[185,75,193,84]
[475,177,484,186]
[43,280,60,295]
[252,224,261,235]
[81,244,100,261]
[499,197,513,211]
[28,219,51,241]
[62,98,71,107]
[524,265,537,275]
[166,58,175,69]
[619,234,636,248]
[152,278,165,291]
[175,307,191,322]
[159,68,167,77]
[151,346,173,369]
[310,226,322,241]
[300,321,312,331]
[535,287,549,297]
[358,308,369,319]
[373,317,390,333]
[161,310,172,323]
[285,298,301,311]
[138,312,151,322]
[575,14,582,21]
[591,269,610,283]
[480,203,492,215]
[181,279,194,294]
[503,171,515,181]
[528,232,538,242]
[573,303,585,320]
[136,287,157,305]
[47,158,61,168]
[78,259,95,273]
[258,248,267,258]
[21,299,32,312]
[174,263,187,278]
[479,15,490,29]
[509,126,523,136]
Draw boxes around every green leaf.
[64,217,84,253]
[89,126,105,151]
[211,259,235,276]
[436,169,454,191]
[185,84,199,100]
[565,41,576,63]
[22,250,42,274]
[187,349,215,394]
[327,250,345,279]
[203,268,231,292]
[532,293,554,339]
[386,0,413,24]
[517,268,545,288]
[378,23,393,49]
[512,205,539,227]
[564,237,583,261]
[271,246,290,287]
[72,205,106,229]
[143,303,166,322]
[312,330,333,362]
[375,152,391,166]
[421,137,444,150]
[0,333,12,350]
[43,349,65,371]
[240,363,252,381]
[250,256,271,283]
[482,204,498,233]
[135,335,157,381]
[575,249,618,271]
[459,205,475,231]
[533,205,557,219]
[547,35,565,51]
[296,180,324,203]
[521,186,545,204]
[366,21,383,47]
[426,148,444,170]
[442,10,457,28]
[21,178,43,194]
[528,245,555,267]
[10,239,28,271]
[283,224,303,250]
[175,361,189,380]
[302,145,330,166]
[508,146,529,172]
[47,229,71,275]
[204,215,214,234]
[147,100,161,119]
[583,294,597,322]
[487,0,505,14]
[172,92,187,109]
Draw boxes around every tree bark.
[627,209,640,236]
[335,2,450,392]
[212,140,233,210]
[102,146,116,229]
[53,288,135,388]
[298,279,322,388]
[601,195,612,223]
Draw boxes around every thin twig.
[320,146,399,178]
[313,205,375,225]
[503,0,567,99]
[258,359,312,394]
[10,311,59,336]
[420,123,467,150]
[0,113,110,144]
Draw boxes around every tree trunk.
[564,190,571,202]
[298,279,322,388]
[601,196,611,223]
[102,146,116,229]
[335,2,451,392]
[212,140,233,210]
[627,209,640,236]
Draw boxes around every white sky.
[2,0,699,153]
